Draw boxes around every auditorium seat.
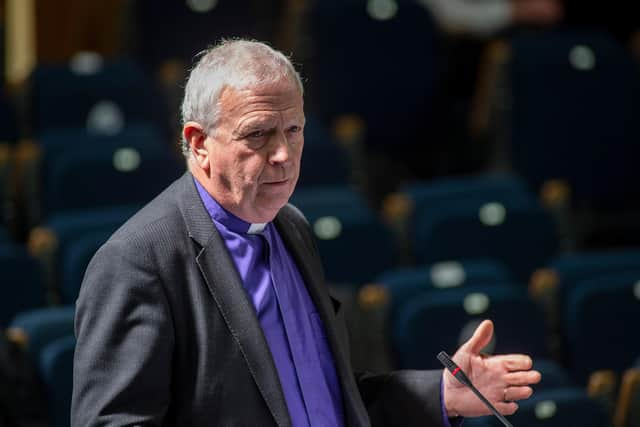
[304,0,439,138]
[290,186,395,286]
[532,250,640,305]
[303,0,441,200]
[20,125,182,225]
[27,55,161,135]
[59,229,113,303]
[296,116,351,188]
[383,174,537,266]
[399,175,557,280]
[132,0,283,70]
[347,259,513,371]
[40,132,179,216]
[393,285,549,370]
[404,174,533,208]
[534,359,574,390]
[614,365,640,427]
[587,370,619,420]
[564,272,640,383]
[507,30,640,209]
[465,387,611,427]
[28,204,139,303]
[0,244,47,328]
[0,90,18,231]
[530,250,640,359]
[38,335,75,427]
[374,259,513,326]
[8,306,75,364]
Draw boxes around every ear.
[183,121,210,171]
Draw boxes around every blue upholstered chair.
[393,285,548,370]
[375,259,513,327]
[403,175,557,280]
[465,387,611,427]
[28,57,160,135]
[59,230,113,303]
[8,306,75,364]
[564,272,640,383]
[29,204,139,304]
[0,244,46,327]
[132,0,282,69]
[509,30,640,208]
[305,0,440,151]
[540,250,640,315]
[296,116,350,188]
[38,335,76,427]
[36,126,182,220]
[291,186,395,286]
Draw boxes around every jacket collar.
[178,172,292,427]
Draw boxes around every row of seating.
[0,172,581,322]
[374,266,640,385]
[290,173,559,287]
[0,53,354,237]
[6,271,640,427]
[302,1,640,223]
[346,256,640,427]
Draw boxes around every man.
[72,40,540,426]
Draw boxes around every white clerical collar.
[247,223,267,234]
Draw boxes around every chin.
[254,199,289,222]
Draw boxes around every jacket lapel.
[178,173,291,427]
[275,211,370,427]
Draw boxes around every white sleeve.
[417,0,513,37]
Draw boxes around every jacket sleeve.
[71,238,174,426]
[357,369,447,427]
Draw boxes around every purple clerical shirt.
[195,179,344,427]
[195,178,461,427]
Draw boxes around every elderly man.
[71,40,540,426]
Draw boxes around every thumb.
[462,319,494,355]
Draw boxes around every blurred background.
[0,0,639,426]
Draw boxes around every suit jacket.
[72,172,446,427]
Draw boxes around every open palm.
[442,320,541,417]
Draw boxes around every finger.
[489,354,533,371]
[504,370,542,386]
[494,401,519,416]
[504,386,534,402]
[463,319,494,355]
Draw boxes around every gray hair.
[180,39,304,157]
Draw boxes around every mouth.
[263,178,289,186]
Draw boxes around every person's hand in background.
[512,0,563,26]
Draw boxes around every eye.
[287,125,302,134]
[247,130,266,139]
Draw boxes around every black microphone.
[437,351,514,427]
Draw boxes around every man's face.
[200,79,305,223]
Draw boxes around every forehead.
[218,80,304,123]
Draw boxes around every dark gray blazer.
[72,173,446,427]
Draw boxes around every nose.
[268,131,291,165]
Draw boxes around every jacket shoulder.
[279,202,310,228]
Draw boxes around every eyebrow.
[231,123,268,139]
[233,113,306,138]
